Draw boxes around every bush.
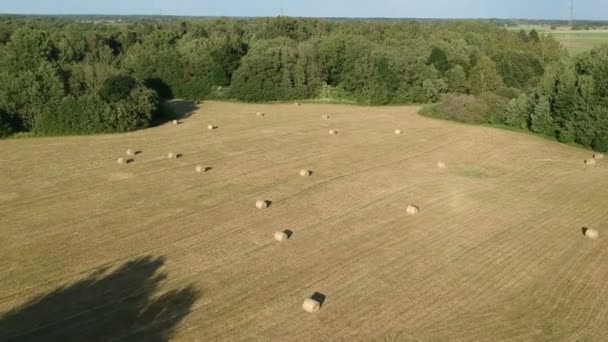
[35,84,158,135]
[422,93,489,124]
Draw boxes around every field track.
[0,101,607,341]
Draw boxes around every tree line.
[0,16,605,151]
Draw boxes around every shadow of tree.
[0,256,199,342]
[169,100,198,120]
[151,99,199,127]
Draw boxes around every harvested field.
[0,101,607,341]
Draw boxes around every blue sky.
[1,0,606,20]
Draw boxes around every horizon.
[1,0,607,21]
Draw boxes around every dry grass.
[1,101,607,341]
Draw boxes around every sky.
[0,0,607,20]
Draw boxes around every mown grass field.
[511,25,608,53]
[1,101,607,341]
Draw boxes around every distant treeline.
[0,16,606,151]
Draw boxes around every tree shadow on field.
[169,100,198,120]
[151,99,199,127]
[0,256,199,342]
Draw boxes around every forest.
[0,16,607,151]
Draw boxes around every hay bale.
[437,161,447,169]
[172,119,179,125]
[126,149,135,156]
[585,159,597,165]
[295,102,301,107]
[208,124,216,130]
[274,231,289,242]
[195,165,205,173]
[395,129,403,135]
[256,112,265,117]
[406,205,420,215]
[329,129,338,135]
[594,153,604,160]
[256,200,269,209]
[322,114,331,120]
[299,169,311,177]
[302,298,320,313]
[585,228,599,240]
[168,152,177,160]
[117,157,126,165]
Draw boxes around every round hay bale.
[168,152,177,160]
[256,200,269,209]
[195,165,204,173]
[208,124,216,130]
[295,102,301,107]
[172,119,179,125]
[302,298,320,313]
[585,228,599,240]
[126,149,135,157]
[329,129,338,135]
[274,231,289,242]
[299,169,311,177]
[117,157,126,165]
[322,114,331,120]
[594,153,604,160]
[585,159,597,165]
[437,161,447,169]
[395,129,403,135]
[406,205,420,215]
[256,112,265,117]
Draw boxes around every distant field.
[1,101,607,340]
[510,25,608,54]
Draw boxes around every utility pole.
[569,0,575,28]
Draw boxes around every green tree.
[528,29,540,43]
[467,56,503,95]
[99,74,137,103]
[423,78,448,102]
[427,47,449,74]
[2,28,57,71]
[445,65,467,93]
[504,93,532,129]
[530,96,554,136]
